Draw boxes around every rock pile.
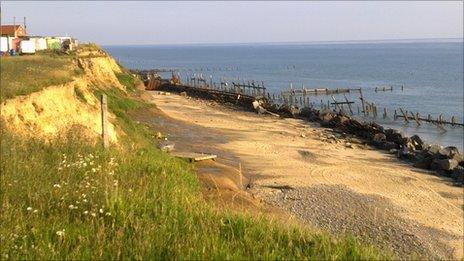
[293,107,464,185]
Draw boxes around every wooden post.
[451,116,456,126]
[101,94,109,148]
[344,94,353,115]
[411,112,420,125]
[399,108,409,123]
[359,89,366,116]
[331,95,341,112]
[383,107,387,118]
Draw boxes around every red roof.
[0,25,23,35]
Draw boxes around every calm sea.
[105,41,464,150]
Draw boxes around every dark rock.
[299,107,319,120]
[278,104,299,118]
[410,135,424,150]
[387,132,404,146]
[438,146,461,160]
[451,166,464,184]
[319,112,337,127]
[397,147,411,160]
[402,137,411,148]
[431,158,459,171]
[413,151,434,169]
[382,141,398,150]
[336,115,350,125]
[373,133,387,143]
[427,144,442,154]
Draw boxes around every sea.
[105,40,464,150]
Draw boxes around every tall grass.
[0,54,82,101]
[0,59,389,260]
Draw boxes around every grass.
[115,72,137,92]
[0,55,390,260]
[0,54,82,101]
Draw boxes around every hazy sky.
[2,1,463,45]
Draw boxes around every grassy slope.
[0,54,83,101]
[0,55,389,259]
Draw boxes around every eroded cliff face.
[1,53,127,143]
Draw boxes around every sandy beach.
[138,90,463,259]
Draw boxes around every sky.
[1,1,463,45]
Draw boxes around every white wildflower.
[33,209,38,213]
[56,230,65,237]
[91,168,96,173]
[99,208,104,214]
[53,184,61,188]
[68,204,75,210]
[83,211,89,215]
[26,207,33,211]
[105,212,111,216]
[83,199,88,203]
[91,212,96,217]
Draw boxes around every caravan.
[19,40,36,54]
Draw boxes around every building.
[0,25,27,37]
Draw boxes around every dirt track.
[139,91,463,259]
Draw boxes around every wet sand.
[137,90,463,259]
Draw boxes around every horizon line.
[102,37,463,47]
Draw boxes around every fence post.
[101,94,109,149]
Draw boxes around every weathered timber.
[395,113,464,126]
[170,152,217,162]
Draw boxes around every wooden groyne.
[394,109,464,127]
[162,84,260,110]
[132,69,463,128]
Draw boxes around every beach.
[139,90,464,259]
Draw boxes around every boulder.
[251,98,260,108]
[382,141,398,150]
[410,135,424,150]
[397,147,411,160]
[438,146,460,159]
[427,144,442,154]
[373,133,387,143]
[320,112,335,122]
[277,104,298,118]
[451,166,464,184]
[402,137,418,151]
[299,107,319,120]
[387,132,404,146]
[413,151,434,169]
[431,158,459,171]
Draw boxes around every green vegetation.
[0,55,389,259]
[0,54,82,101]
[115,72,137,92]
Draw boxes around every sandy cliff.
[1,53,125,143]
